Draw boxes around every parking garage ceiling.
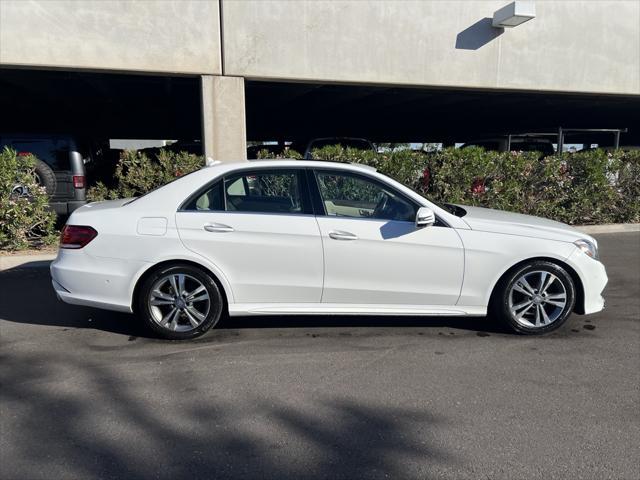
[1,68,638,146]
[246,80,640,145]
[0,69,201,140]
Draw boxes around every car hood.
[457,205,595,244]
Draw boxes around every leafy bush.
[615,150,640,221]
[0,147,57,250]
[88,149,205,201]
[256,147,302,160]
[305,145,640,225]
[87,144,639,226]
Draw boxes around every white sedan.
[51,160,607,340]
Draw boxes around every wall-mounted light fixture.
[492,1,536,28]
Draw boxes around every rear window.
[4,138,71,170]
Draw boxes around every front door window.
[315,171,415,222]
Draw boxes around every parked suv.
[1,134,87,215]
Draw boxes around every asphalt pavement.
[1,233,639,480]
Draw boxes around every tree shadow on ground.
[0,350,453,479]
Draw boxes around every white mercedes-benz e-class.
[51,160,607,340]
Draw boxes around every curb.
[0,253,57,271]
[575,223,640,234]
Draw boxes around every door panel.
[176,168,322,304]
[316,217,464,305]
[176,212,323,303]
[310,169,464,306]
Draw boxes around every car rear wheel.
[491,260,576,335]
[138,264,224,340]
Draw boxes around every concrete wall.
[0,0,221,74]
[222,0,640,95]
[1,0,638,95]
[201,75,247,162]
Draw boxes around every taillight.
[73,175,86,189]
[60,225,97,249]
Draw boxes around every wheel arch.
[131,259,232,313]
[488,256,585,314]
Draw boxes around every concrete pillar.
[201,75,247,164]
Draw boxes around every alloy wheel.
[508,270,568,329]
[147,273,211,332]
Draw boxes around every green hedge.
[0,147,57,250]
[88,146,640,226]
[88,149,205,201]
[308,146,640,225]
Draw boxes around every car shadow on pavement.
[219,313,509,335]
[0,265,147,337]
[0,264,510,340]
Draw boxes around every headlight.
[574,239,599,260]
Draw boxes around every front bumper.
[567,248,608,315]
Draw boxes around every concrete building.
[1,0,639,159]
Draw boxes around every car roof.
[206,159,376,173]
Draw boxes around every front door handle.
[329,230,358,241]
[204,223,234,233]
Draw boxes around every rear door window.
[181,169,311,214]
[224,170,307,214]
[183,181,224,211]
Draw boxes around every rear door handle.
[329,230,358,241]
[204,223,234,233]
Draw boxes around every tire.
[137,264,224,340]
[490,260,576,335]
[34,159,57,196]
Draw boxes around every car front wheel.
[492,260,576,335]
[138,264,224,340]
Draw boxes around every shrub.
[303,145,640,225]
[88,149,205,201]
[87,144,639,226]
[615,150,640,222]
[0,147,57,251]
[256,147,302,160]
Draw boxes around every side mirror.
[416,206,436,228]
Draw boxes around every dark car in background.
[1,133,87,215]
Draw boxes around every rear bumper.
[50,249,147,313]
[50,200,87,215]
